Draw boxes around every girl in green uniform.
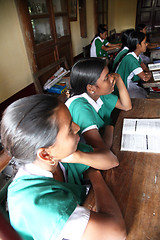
[115,31,152,98]
[1,94,126,240]
[90,24,121,58]
[112,29,134,72]
[66,58,131,154]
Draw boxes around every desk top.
[84,98,160,239]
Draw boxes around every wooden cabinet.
[94,0,108,33]
[15,0,73,73]
[136,0,160,42]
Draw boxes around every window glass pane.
[52,0,67,13]
[27,0,48,15]
[55,16,69,38]
[31,18,52,43]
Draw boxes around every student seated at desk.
[65,58,131,152]
[90,24,121,58]
[136,24,160,50]
[136,24,160,65]
[115,31,152,98]
[112,28,134,72]
[1,94,127,240]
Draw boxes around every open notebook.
[121,118,160,153]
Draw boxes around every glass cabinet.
[53,0,70,38]
[27,0,52,44]
[16,0,73,71]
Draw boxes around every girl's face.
[100,31,107,40]
[142,27,147,35]
[94,67,116,95]
[48,103,80,160]
[138,37,147,53]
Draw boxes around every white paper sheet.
[152,71,160,81]
[121,118,160,153]
[148,63,160,71]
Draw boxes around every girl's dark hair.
[121,29,134,48]
[136,23,146,32]
[127,30,146,52]
[112,29,134,72]
[70,58,107,95]
[91,24,107,43]
[1,94,60,163]
[113,30,145,73]
[98,24,107,36]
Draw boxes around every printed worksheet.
[148,63,160,71]
[121,118,160,153]
[152,71,160,81]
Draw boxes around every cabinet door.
[16,0,73,71]
[52,0,70,38]
[94,0,108,33]
[58,41,73,67]
[136,0,160,33]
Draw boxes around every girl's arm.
[113,73,132,111]
[138,71,152,82]
[141,62,150,72]
[82,169,127,240]
[61,144,119,170]
[102,43,121,52]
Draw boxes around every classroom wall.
[70,0,95,57]
[0,0,33,103]
[108,0,138,33]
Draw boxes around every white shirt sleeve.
[57,206,90,240]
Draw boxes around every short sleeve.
[69,99,99,134]
[100,94,118,125]
[57,206,90,240]
[104,39,109,46]
[127,57,143,75]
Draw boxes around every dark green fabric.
[8,142,93,240]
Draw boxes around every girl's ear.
[86,84,96,94]
[136,43,141,49]
[37,148,56,165]
[37,148,50,161]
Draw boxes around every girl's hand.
[143,72,152,82]
[110,73,122,83]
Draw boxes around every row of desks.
[84,98,160,239]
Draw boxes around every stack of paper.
[148,63,160,71]
[152,71,160,81]
[121,118,160,153]
[44,67,70,90]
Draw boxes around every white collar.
[65,93,103,112]
[127,51,140,60]
[14,162,65,180]
[82,93,103,112]
[95,36,104,42]
[122,46,129,50]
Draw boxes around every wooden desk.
[84,98,160,239]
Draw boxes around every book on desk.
[43,67,70,92]
[47,82,67,94]
[121,118,160,153]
